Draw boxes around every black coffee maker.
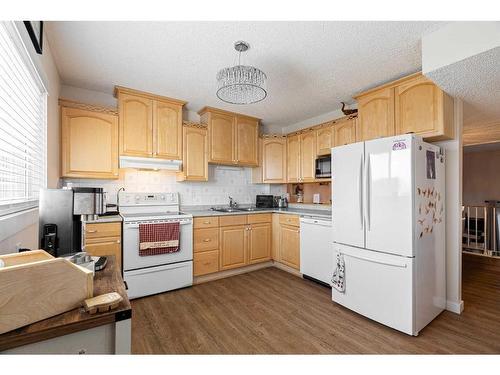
[39,188,105,257]
[41,223,58,256]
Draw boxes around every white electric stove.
[119,192,193,299]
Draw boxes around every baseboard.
[446,299,464,314]
[193,261,273,285]
[272,261,303,277]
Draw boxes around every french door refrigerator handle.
[359,154,364,230]
[364,153,371,231]
[341,252,408,268]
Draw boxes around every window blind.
[0,22,47,216]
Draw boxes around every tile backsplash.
[62,165,279,207]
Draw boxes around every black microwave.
[315,155,331,178]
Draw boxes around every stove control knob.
[161,195,165,200]
[135,195,140,201]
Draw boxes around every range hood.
[119,156,182,171]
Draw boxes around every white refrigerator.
[331,134,446,336]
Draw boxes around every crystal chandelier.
[216,41,267,105]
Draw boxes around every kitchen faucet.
[228,196,237,208]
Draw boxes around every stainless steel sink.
[235,207,258,212]
[210,207,240,213]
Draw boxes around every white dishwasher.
[300,215,333,286]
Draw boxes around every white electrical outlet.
[15,242,22,252]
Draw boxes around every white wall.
[422,22,500,74]
[62,166,272,207]
[436,98,464,314]
[0,24,61,254]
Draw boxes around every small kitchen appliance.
[256,195,274,208]
[315,155,331,179]
[39,187,105,257]
[277,196,288,208]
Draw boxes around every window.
[0,22,47,216]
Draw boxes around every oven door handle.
[125,221,191,229]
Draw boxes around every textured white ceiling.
[426,47,500,127]
[46,21,445,128]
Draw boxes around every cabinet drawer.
[193,216,219,229]
[194,228,219,253]
[193,250,219,276]
[219,215,247,227]
[278,214,300,227]
[84,236,122,269]
[85,222,121,239]
[247,213,272,224]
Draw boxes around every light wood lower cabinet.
[193,249,219,276]
[273,213,301,270]
[193,214,272,276]
[60,102,119,179]
[83,222,122,270]
[193,218,220,276]
[248,223,272,264]
[220,225,248,270]
[279,224,300,270]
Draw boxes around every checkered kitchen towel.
[139,222,180,256]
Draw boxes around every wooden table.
[0,256,132,354]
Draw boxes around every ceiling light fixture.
[216,41,267,105]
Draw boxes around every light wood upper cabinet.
[279,223,300,270]
[119,93,153,157]
[287,134,301,183]
[177,123,208,182]
[299,130,317,182]
[394,74,454,140]
[248,222,271,264]
[208,111,235,164]
[220,225,248,270]
[316,123,334,156]
[235,116,259,166]
[199,107,260,166]
[153,100,183,160]
[60,102,119,179]
[357,87,395,141]
[115,86,186,159]
[354,73,454,141]
[333,117,358,146]
[252,136,287,184]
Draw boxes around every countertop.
[184,206,332,220]
[83,214,122,224]
[0,256,131,351]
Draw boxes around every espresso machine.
[39,188,105,257]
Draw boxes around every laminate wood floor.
[131,259,500,354]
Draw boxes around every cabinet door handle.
[87,230,97,233]
[203,238,211,242]
[203,221,211,224]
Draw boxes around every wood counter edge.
[0,256,131,352]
